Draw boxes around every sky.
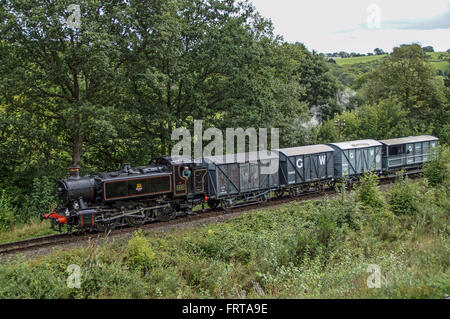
[250,0,450,53]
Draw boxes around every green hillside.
[335,54,387,66]
[328,51,449,88]
[425,52,450,73]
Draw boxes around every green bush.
[20,177,57,223]
[355,172,386,208]
[423,145,449,187]
[127,230,156,274]
[0,190,15,231]
[389,173,419,216]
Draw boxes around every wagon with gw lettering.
[276,145,334,196]
[327,139,382,183]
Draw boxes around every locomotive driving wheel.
[328,180,336,189]
[157,206,176,222]
[126,216,146,227]
[289,188,297,198]
[95,220,119,233]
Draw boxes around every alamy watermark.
[66,4,81,29]
[171,120,279,174]
[366,4,381,29]
[67,264,81,289]
[366,264,388,288]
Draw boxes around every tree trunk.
[160,121,166,155]
[72,134,84,167]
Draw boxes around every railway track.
[0,233,73,255]
[0,173,417,257]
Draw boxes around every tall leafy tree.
[290,43,338,120]
[363,44,448,137]
[0,0,128,168]
[119,0,311,152]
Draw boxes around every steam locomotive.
[43,135,438,233]
[44,156,208,232]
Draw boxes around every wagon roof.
[276,144,334,157]
[203,151,279,165]
[379,135,438,146]
[328,139,382,150]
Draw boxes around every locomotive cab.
[152,156,207,198]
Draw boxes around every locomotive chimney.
[69,166,80,179]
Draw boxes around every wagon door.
[414,142,422,164]
[423,141,430,162]
[286,156,297,184]
[355,148,363,174]
[406,143,414,165]
[347,149,356,176]
[249,163,259,190]
[240,163,250,191]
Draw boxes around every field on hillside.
[0,175,448,299]
[329,51,449,87]
[426,52,450,73]
[334,52,449,70]
[335,55,387,65]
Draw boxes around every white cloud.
[250,0,450,52]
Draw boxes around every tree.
[0,0,128,168]
[290,43,338,119]
[374,48,386,55]
[317,98,412,143]
[117,0,313,153]
[363,44,448,137]
[422,46,434,52]
[339,51,350,58]
[1,0,301,169]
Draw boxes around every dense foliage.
[424,146,450,187]
[0,175,448,298]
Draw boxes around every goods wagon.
[379,135,439,172]
[276,145,334,186]
[328,139,382,179]
[203,151,279,209]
